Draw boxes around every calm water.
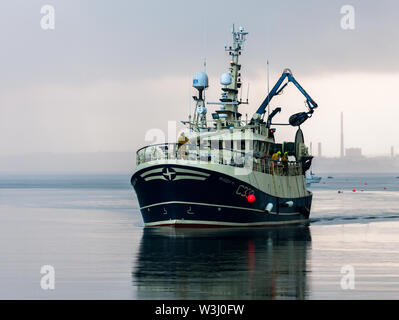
[0,173,398,299]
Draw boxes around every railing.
[136,143,302,176]
[184,120,271,136]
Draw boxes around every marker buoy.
[364,182,367,185]
[352,188,356,192]
[247,194,255,203]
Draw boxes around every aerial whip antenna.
[264,59,270,121]
[246,83,250,104]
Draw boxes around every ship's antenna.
[203,15,207,69]
[246,83,250,103]
[203,58,207,102]
[189,76,192,129]
[203,11,207,105]
[266,59,270,120]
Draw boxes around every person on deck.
[281,151,289,175]
[177,132,190,159]
[271,151,281,173]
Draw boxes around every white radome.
[192,72,209,90]
[220,73,232,85]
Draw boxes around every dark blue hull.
[131,164,312,227]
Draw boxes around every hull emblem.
[162,167,176,181]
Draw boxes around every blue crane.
[251,68,318,127]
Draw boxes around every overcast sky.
[0,0,398,165]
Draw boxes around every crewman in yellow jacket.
[270,151,281,173]
[177,132,190,159]
[271,151,281,161]
[281,151,289,175]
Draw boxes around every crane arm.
[286,73,318,111]
[251,69,318,123]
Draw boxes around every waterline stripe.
[145,218,308,227]
[140,201,301,215]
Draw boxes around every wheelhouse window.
[210,140,219,150]
[199,139,208,150]
[241,139,246,151]
[224,140,232,150]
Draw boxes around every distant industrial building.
[345,147,362,158]
[311,155,399,173]
[337,112,392,160]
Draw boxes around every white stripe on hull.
[173,168,210,177]
[144,175,207,182]
[140,168,162,178]
[140,200,301,216]
[173,176,207,181]
[145,218,309,227]
[144,175,167,181]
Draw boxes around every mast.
[222,25,248,120]
[191,60,209,130]
[208,26,248,125]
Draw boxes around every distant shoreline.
[0,152,398,175]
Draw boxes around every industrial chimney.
[318,142,322,158]
[340,112,344,158]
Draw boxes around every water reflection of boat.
[132,225,311,299]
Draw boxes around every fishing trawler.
[131,26,319,227]
[306,171,322,186]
